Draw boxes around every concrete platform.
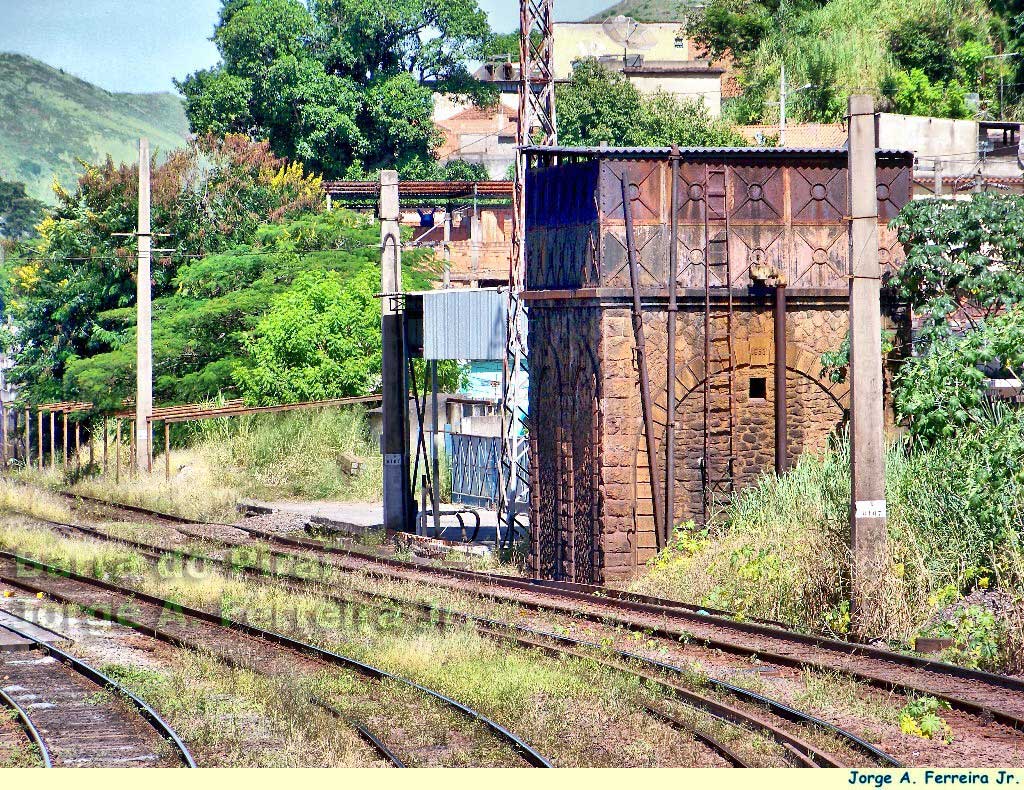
[0,609,70,653]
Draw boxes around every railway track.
[16,510,899,768]
[54,493,1024,733]
[0,547,551,768]
[0,616,194,767]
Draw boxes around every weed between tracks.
[0,707,43,767]
[99,653,377,767]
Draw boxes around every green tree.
[233,269,383,402]
[889,193,1024,339]
[177,0,492,178]
[888,194,1024,443]
[0,179,47,240]
[556,59,747,148]
[5,135,324,406]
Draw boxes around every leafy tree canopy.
[709,0,1005,125]
[889,194,1024,443]
[5,134,324,406]
[59,209,439,410]
[556,59,747,148]
[177,0,494,178]
[889,193,1024,340]
[0,178,47,240]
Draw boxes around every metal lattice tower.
[499,0,556,549]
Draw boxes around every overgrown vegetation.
[2,138,446,409]
[0,178,46,240]
[632,426,1024,671]
[556,59,748,148]
[689,0,1014,123]
[15,408,385,520]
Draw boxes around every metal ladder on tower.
[702,165,736,522]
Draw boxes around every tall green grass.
[188,406,383,501]
[632,416,1024,670]
[726,0,993,123]
[41,407,385,521]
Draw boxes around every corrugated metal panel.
[421,288,509,361]
[523,145,914,161]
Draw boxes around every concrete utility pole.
[847,95,888,636]
[135,138,153,474]
[779,62,786,146]
[380,171,410,532]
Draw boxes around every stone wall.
[528,293,872,582]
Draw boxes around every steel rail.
[55,492,1024,727]
[0,684,52,767]
[645,705,750,768]
[0,549,551,768]
[308,696,405,767]
[0,619,195,767]
[349,720,406,767]
[24,513,898,767]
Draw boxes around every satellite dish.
[602,15,639,46]
[602,14,656,67]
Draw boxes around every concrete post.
[380,170,410,532]
[49,411,55,471]
[779,62,787,146]
[470,187,481,281]
[37,410,43,471]
[443,210,452,289]
[135,138,153,473]
[847,94,889,637]
[934,160,943,196]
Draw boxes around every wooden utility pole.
[847,94,889,636]
[380,171,410,532]
[135,138,153,474]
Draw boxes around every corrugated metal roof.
[523,145,913,159]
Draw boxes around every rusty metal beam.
[622,174,665,552]
[163,395,382,424]
[323,180,514,200]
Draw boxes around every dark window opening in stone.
[749,377,767,400]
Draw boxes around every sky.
[0,0,611,94]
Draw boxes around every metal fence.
[447,433,528,510]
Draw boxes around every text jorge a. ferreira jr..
[850,771,1020,786]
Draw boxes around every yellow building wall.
[553,22,689,78]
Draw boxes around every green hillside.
[0,53,189,204]
[586,0,696,22]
